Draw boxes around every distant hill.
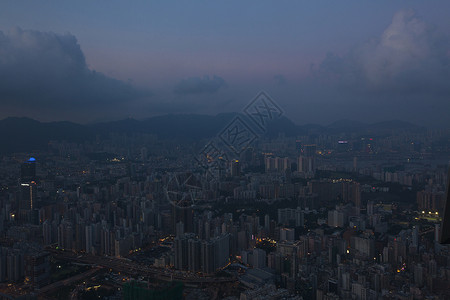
[324,119,422,134]
[90,113,304,140]
[367,120,421,131]
[0,117,93,154]
[0,115,424,154]
[326,119,368,133]
[91,113,236,140]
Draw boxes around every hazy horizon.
[1,1,450,127]
[0,112,430,129]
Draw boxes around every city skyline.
[0,2,450,299]
[0,122,449,298]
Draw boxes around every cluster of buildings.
[0,127,448,298]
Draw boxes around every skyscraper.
[440,165,450,244]
[21,157,36,182]
[18,157,37,223]
[342,181,361,209]
[230,160,241,177]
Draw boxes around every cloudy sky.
[0,1,449,127]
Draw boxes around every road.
[47,248,236,284]
[38,267,101,295]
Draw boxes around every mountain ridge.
[0,115,424,154]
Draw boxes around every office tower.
[85,225,93,253]
[417,190,446,212]
[265,157,289,173]
[414,264,424,287]
[352,236,375,258]
[230,160,241,177]
[172,206,194,234]
[18,157,37,223]
[328,210,346,228]
[278,207,304,227]
[214,234,230,270]
[412,226,419,247]
[100,227,112,256]
[7,250,23,282]
[21,157,36,181]
[276,157,289,172]
[342,181,361,208]
[295,140,302,154]
[264,214,270,230]
[201,240,215,274]
[24,252,50,287]
[440,165,450,243]
[435,224,440,243]
[174,235,189,270]
[176,221,185,237]
[253,248,266,268]
[279,228,295,241]
[185,234,231,273]
[19,182,36,212]
[265,157,276,172]
[367,201,374,216]
[297,156,315,175]
[42,220,52,245]
[297,144,316,176]
[188,238,201,272]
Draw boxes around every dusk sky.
[1,1,449,127]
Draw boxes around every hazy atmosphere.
[1,1,450,126]
[1,2,450,299]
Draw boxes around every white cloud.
[315,9,450,94]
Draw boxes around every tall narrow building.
[18,157,37,223]
[440,165,450,244]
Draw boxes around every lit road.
[38,267,101,296]
[47,248,236,284]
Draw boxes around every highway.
[38,267,102,296]
[47,248,236,284]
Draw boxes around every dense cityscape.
[1,1,450,300]
[0,110,449,299]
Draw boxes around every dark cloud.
[0,28,148,121]
[173,75,226,95]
